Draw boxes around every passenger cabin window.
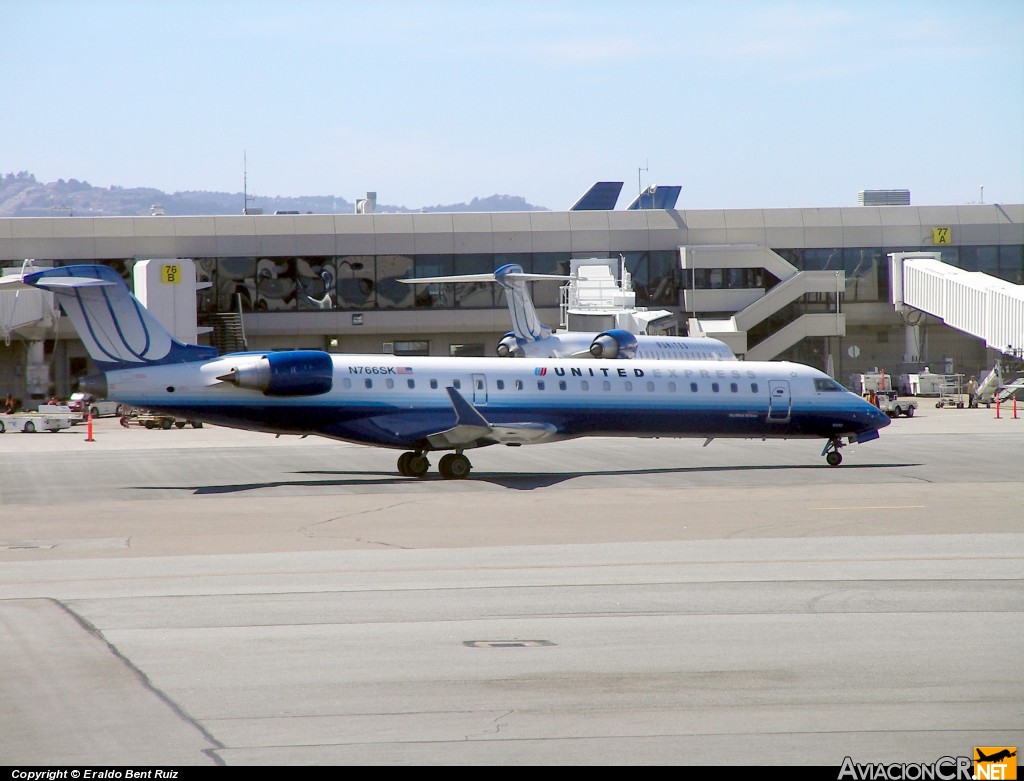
[364,379,373,389]
[430,379,438,389]
[407,379,415,389]
[386,378,394,389]
[712,382,719,392]
[730,382,738,393]
[668,381,676,392]
[515,379,524,390]
[581,380,589,391]
[559,380,567,390]
[496,380,505,390]
[602,380,611,391]
[646,381,655,392]
[452,379,461,389]
[751,383,759,393]
[814,378,845,392]
[690,382,698,392]
[537,380,545,390]
[624,381,633,391]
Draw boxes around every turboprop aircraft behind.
[400,263,737,361]
[7,264,890,479]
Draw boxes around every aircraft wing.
[425,387,558,448]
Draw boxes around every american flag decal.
[397,367,413,374]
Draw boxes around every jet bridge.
[890,251,1024,358]
[0,261,61,403]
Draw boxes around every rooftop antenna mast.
[638,160,648,206]
[243,150,254,215]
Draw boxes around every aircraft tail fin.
[570,181,623,211]
[21,264,218,370]
[626,185,681,210]
[400,264,568,346]
[493,264,554,344]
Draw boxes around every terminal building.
[1,186,1022,405]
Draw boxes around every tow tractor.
[0,405,76,433]
[876,390,917,418]
[119,408,203,430]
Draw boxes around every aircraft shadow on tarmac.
[140,462,916,495]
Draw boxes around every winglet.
[446,386,490,428]
[425,387,493,448]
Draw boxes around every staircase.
[206,312,248,354]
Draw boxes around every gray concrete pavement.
[0,406,1021,765]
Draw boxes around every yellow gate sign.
[161,264,181,284]
[932,227,951,245]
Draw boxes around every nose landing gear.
[821,437,844,467]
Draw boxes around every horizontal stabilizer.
[0,274,116,292]
[399,271,569,285]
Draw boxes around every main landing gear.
[396,450,472,479]
[821,437,844,467]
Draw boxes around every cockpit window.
[814,378,845,392]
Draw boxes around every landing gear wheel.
[438,453,472,479]
[407,454,430,478]
[822,437,844,467]
[397,451,430,478]
[397,452,413,476]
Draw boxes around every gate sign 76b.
[161,264,181,284]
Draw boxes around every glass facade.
[31,244,1023,316]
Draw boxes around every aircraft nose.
[871,404,891,429]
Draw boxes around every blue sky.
[3,0,1022,210]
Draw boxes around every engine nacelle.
[217,350,333,396]
[496,333,524,358]
[589,329,639,359]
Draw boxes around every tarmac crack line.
[300,499,426,548]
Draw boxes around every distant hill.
[0,171,548,217]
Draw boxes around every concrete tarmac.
[0,404,1021,765]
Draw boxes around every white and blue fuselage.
[99,352,888,450]
[8,263,889,477]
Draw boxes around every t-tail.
[493,263,563,346]
[400,263,569,352]
[21,265,218,371]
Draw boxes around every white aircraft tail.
[401,263,569,348]
[14,264,219,370]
